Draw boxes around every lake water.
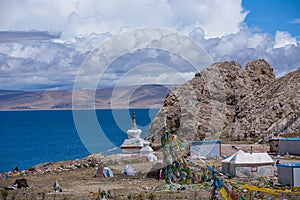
[0,109,159,172]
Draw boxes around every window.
[251,167,257,172]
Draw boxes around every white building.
[222,150,274,177]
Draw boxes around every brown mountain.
[0,85,174,110]
[148,59,300,144]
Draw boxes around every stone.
[14,178,29,188]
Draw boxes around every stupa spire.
[132,113,137,129]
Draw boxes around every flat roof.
[277,162,300,167]
[280,137,300,141]
[189,140,221,145]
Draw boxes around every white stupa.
[120,113,146,153]
[140,141,157,161]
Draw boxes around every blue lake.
[0,109,159,172]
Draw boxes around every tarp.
[189,140,221,159]
[122,165,137,176]
[103,167,114,177]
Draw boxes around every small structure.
[189,140,221,159]
[103,167,114,177]
[278,137,300,155]
[140,141,157,161]
[222,150,274,177]
[122,165,137,176]
[277,162,300,186]
[120,113,146,153]
[269,137,300,155]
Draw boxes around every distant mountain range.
[0,85,174,110]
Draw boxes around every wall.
[279,140,300,155]
[234,165,274,178]
[293,168,300,186]
[278,166,293,186]
[222,163,230,175]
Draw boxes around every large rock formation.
[148,59,300,145]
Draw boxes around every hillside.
[0,85,174,110]
[148,59,300,144]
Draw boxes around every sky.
[0,0,299,90]
[242,0,300,37]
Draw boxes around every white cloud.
[0,1,299,90]
[0,0,247,39]
[289,18,300,24]
[197,28,300,76]
[274,31,298,48]
[114,64,195,87]
[1,27,300,90]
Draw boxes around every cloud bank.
[0,0,299,90]
[0,0,247,38]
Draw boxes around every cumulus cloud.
[192,28,300,76]
[274,31,298,48]
[1,27,300,90]
[0,0,247,38]
[74,28,213,90]
[0,36,86,90]
[0,0,299,90]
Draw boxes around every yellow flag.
[220,186,234,200]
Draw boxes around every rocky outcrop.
[225,67,300,141]
[148,59,299,146]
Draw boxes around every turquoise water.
[0,109,158,172]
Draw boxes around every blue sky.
[0,0,299,90]
[242,0,300,37]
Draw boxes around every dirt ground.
[1,143,299,200]
[0,163,211,200]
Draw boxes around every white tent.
[222,150,274,177]
[103,167,114,177]
[123,165,137,176]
